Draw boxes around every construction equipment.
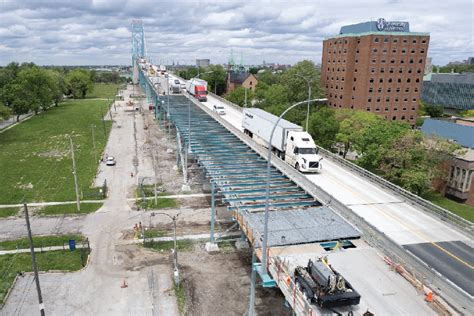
[294,257,361,308]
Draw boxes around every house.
[226,71,258,94]
[421,118,474,206]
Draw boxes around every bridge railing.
[315,145,473,236]
[201,92,473,237]
[187,95,472,312]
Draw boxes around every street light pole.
[260,98,323,276]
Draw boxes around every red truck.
[186,78,208,102]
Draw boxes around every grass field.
[0,250,88,304]
[0,208,19,218]
[423,191,474,222]
[0,234,85,251]
[0,97,112,204]
[38,203,103,216]
[144,239,193,252]
[86,83,122,99]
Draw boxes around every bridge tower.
[131,20,146,84]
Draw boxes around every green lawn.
[0,234,85,251]
[144,239,193,252]
[144,229,167,239]
[38,203,103,216]
[0,98,112,204]
[423,191,474,222]
[0,208,19,218]
[0,250,88,304]
[86,83,122,99]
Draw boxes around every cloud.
[0,0,472,66]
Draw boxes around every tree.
[256,70,281,86]
[200,65,227,95]
[47,70,67,106]
[17,66,56,113]
[176,67,198,80]
[66,69,93,98]
[379,131,460,195]
[225,86,254,107]
[355,120,410,171]
[4,82,31,121]
[307,107,339,149]
[280,60,324,103]
[0,102,12,120]
[335,110,379,158]
[424,104,444,117]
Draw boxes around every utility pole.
[152,150,157,204]
[100,109,107,137]
[69,136,81,211]
[24,204,45,316]
[91,125,97,164]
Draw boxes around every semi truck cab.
[195,86,207,102]
[284,131,323,173]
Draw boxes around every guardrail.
[186,94,472,313]
[201,92,473,237]
[315,145,474,237]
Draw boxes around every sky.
[0,0,473,66]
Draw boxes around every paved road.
[3,85,179,315]
[183,79,473,305]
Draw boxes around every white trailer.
[242,108,322,173]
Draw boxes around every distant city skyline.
[0,0,472,66]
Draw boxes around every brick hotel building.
[321,19,430,126]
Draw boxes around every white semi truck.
[242,108,322,173]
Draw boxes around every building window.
[389,68,394,73]
[395,97,399,101]
[412,39,417,44]
[353,86,355,91]
[383,49,388,53]
[380,68,385,73]
[415,78,420,83]
[368,98,372,102]
[371,68,375,73]
[353,77,357,82]
[378,87,382,93]
[413,98,417,102]
[400,59,404,64]
[344,40,348,44]
[381,60,386,63]
[377,97,381,102]
[399,68,403,73]
[367,107,371,111]
[409,59,414,64]
[402,49,406,54]
[408,69,413,74]
[370,78,374,83]
[372,59,376,63]
[414,87,418,92]
[403,107,407,111]
[411,107,416,111]
[392,116,396,120]
[393,38,398,43]
[391,59,396,64]
[417,69,422,73]
[392,49,397,53]
[357,39,361,44]
[384,38,389,43]
[422,39,427,44]
[344,49,347,53]
[405,87,410,92]
[388,78,392,83]
[355,59,359,63]
[376,108,380,112]
[396,88,401,93]
[404,98,408,102]
[356,49,360,53]
[369,88,373,93]
[398,78,402,83]
[401,115,405,120]
[386,97,390,102]
[394,108,398,111]
[385,108,389,111]
[355,69,358,72]
[350,105,354,109]
[387,88,391,92]
[421,49,425,53]
[403,39,407,43]
[374,37,379,43]
[379,78,383,83]
[419,58,424,63]
[373,48,378,53]
[411,49,416,53]
[407,78,411,83]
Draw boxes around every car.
[213,104,226,115]
[106,156,116,166]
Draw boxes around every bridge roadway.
[140,68,444,315]
[193,89,474,298]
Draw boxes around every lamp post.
[295,74,314,132]
[260,98,325,276]
[151,212,180,273]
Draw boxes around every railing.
[202,92,473,237]
[315,145,473,237]
[186,95,472,313]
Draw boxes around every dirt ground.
[179,243,292,316]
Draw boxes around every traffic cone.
[121,279,128,288]
[425,291,433,303]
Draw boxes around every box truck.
[242,108,322,173]
[186,78,208,102]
